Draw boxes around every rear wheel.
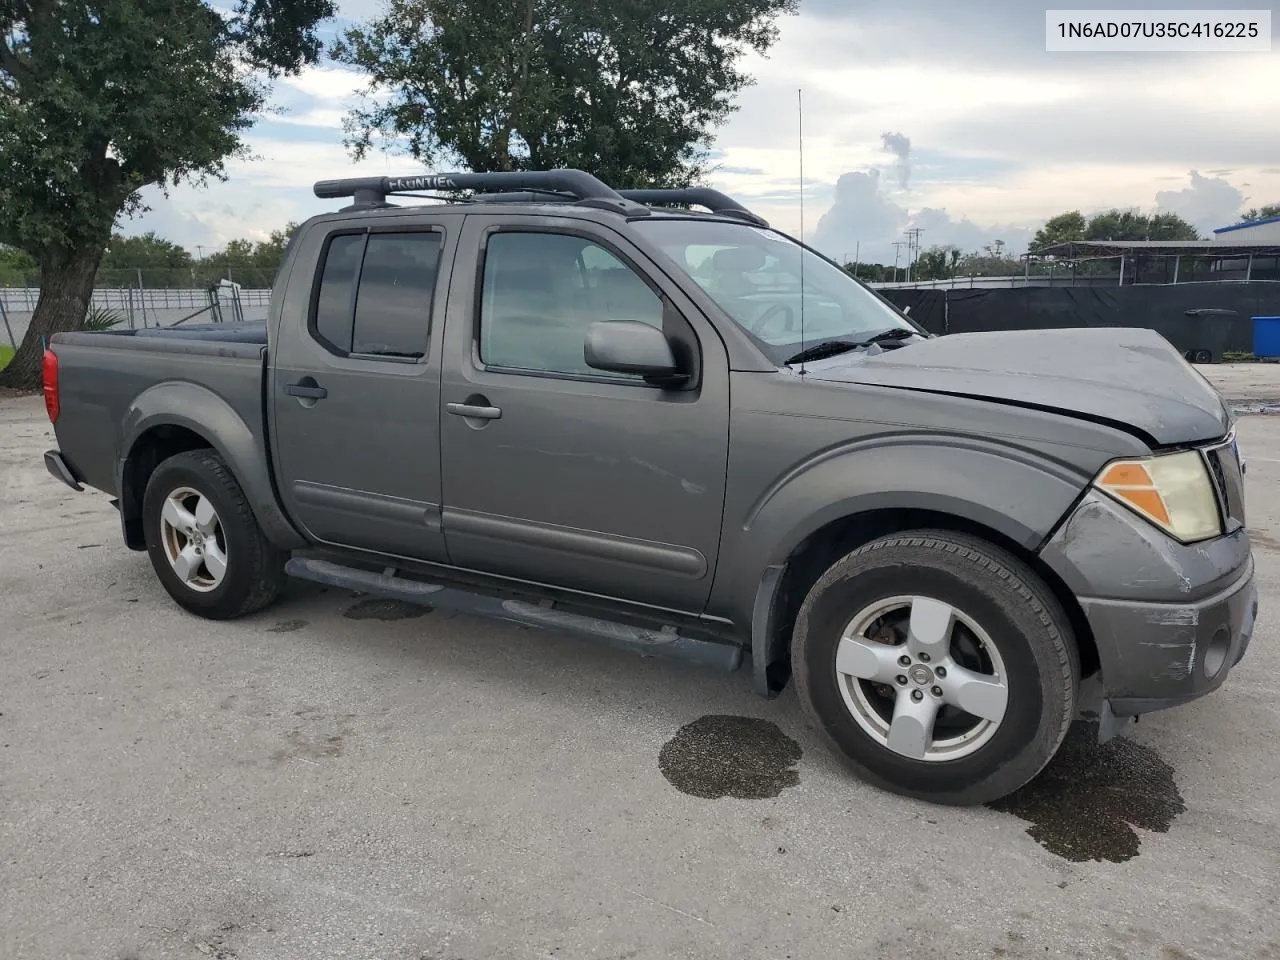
[142,450,284,620]
[791,530,1078,805]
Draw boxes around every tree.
[1242,204,1280,222]
[333,0,798,188]
[0,244,36,285]
[1031,211,1086,251]
[101,233,194,273]
[197,223,299,287]
[912,245,960,281]
[1146,212,1200,240]
[0,0,335,388]
[1083,208,1198,242]
[842,262,900,283]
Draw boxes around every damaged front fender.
[1041,490,1256,719]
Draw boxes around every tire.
[1193,349,1213,364]
[142,449,285,620]
[791,530,1078,806]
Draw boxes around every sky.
[124,0,1280,267]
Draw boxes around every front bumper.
[1040,490,1257,720]
[1079,559,1256,716]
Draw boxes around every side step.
[285,557,743,672]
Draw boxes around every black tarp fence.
[879,281,1280,360]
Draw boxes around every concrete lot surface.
[3,391,1279,960]
[1201,361,1280,407]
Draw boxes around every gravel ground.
[2,390,1279,960]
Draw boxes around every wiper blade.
[856,327,918,347]
[783,340,864,365]
[784,328,917,365]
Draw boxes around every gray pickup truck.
[41,169,1257,805]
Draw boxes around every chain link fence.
[0,266,274,350]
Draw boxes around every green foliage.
[0,0,332,386]
[0,244,36,285]
[0,345,13,371]
[195,222,299,287]
[82,305,126,331]
[1,0,331,259]
[1241,204,1280,222]
[1083,209,1199,242]
[1031,211,1086,251]
[1030,208,1200,254]
[102,233,194,273]
[842,262,897,283]
[912,245,962,281]
[333,0,798,188]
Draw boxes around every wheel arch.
[117,382,305,551]
[751,506,1100,698]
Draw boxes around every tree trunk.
[0,246,104,390]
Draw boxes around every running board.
[285,557,743,672]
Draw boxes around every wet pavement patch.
[659,715,802,799]
[987,720,1185,863]
[267,619,308,633]
[343,598,432,621]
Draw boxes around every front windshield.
[631,218,917,362]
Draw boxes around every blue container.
[1253,317,1280,358]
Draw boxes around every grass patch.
[0,345,12,371]
[1222,351,1259,362]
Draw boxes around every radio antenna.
[797,87,807,376]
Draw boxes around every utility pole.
[904,228,924,281]
[892,241,908,284]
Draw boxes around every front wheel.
[142,449,284,620]
[791,530,1078,805]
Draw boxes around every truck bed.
[49,324,268,497]
[115,320,268,344]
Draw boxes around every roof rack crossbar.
[313,169,642,212]
[616,188,768,226]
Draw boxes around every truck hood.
[803,327,1230,446]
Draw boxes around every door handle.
[447,402,502,420]
[287,381,328,400]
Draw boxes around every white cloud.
[1155,171,1247,234]
[120,2,1280,259]
[277,64,370,102]
[808,168,1033,264]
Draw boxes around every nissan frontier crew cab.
[41,169,1257,805]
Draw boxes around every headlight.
[1094,450,1221,543]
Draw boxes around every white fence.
[0,286,273,349]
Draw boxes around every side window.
[310,229,442,359]
[479,231,663,377]
[314,234,363,353]
[353,233,442,357]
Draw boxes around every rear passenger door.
[271,217,458,562]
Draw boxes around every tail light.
[42,348,60,423]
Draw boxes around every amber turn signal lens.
[1094,451,1220,543]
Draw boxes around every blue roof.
[1215,215,1280,234]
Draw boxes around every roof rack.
[616,188,769,227]
[313,169,649,215]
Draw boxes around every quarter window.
[314,234,363,353]
[479,231,663,377]
[311,230,443,358]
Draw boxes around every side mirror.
[584,320,685,382]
